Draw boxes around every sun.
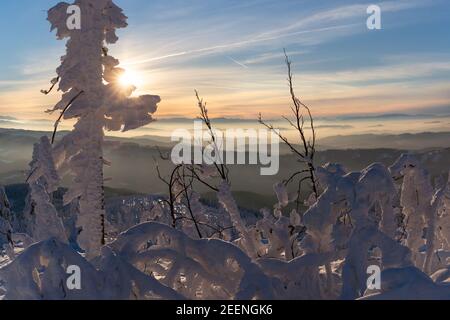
[118,68,143,88]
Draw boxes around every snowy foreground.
[0,154,450,300]
[0,0,449,300]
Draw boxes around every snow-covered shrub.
[110,222,274,300]
[362,266,450,300]
[0,238,101,299]
[218,182,259,259]
[0,237,184,300]
[298,163,413,299]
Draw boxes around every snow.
[1,150,449,300]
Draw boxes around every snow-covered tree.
[0,186,14,258]
[46,0,160,257]
[425,171,450,273]
[26,136,66,242]
[389,154,435,272]
[0,186,11,223]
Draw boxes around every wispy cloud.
[300,60,450,84]
[259,0,435,38]
[124,23,357,66]
[121,0,437,69]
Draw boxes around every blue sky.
[0,0,450,130]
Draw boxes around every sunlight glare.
[118,68,144,88]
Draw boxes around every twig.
[195,90,229,183]
[51,91,84,144]
[40,77,60,95]
[258,49,319,207]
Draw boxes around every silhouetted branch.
[51,91,84,144]
[195,90,229,183]
[40,77,60,95]
[258,50,319,211]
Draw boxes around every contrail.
[226,56,248,69]
[124,23,358,66]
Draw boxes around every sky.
[0,0,449,137]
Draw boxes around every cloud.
[260,0,434,36]
[335,113,442,121]
[124,24,357,66]
[302,61,450,84]
[122,0,436,69]
[315,124,354,129]
[0,79,41,89]
[0,116,18,121]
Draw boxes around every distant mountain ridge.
[2,127,450,151]
[1,127,449,203]
[318,132,450,150]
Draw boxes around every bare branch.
[40,77,60,95]
[195,90,229,183]
[51,91,84,144]
[259,49,319,203]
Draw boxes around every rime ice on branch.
[46,0,160,258]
